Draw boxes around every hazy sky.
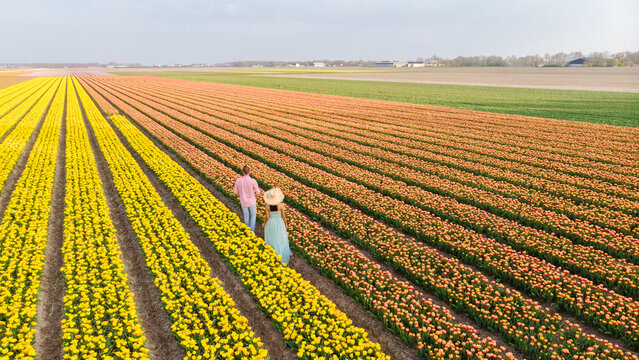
[1,0,637,64]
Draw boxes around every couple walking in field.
[234,165,291,264]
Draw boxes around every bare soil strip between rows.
[34,87,67,360]
[106,108,422,360]
[0,82,58,221]
[79,91,186,360]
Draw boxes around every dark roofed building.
[566,58,586,67]
[375,61,395,67]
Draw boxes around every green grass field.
[154,73,639,128]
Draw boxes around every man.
[234,165,261,232]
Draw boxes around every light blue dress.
[264,205,291,264]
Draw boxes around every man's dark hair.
[243,165,250,175]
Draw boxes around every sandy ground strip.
[263,67,639,93]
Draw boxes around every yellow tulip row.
[0,76,40,100]
[61,78,149,360]
[73,78,267,359]
[106,110,389,360]
[0,78,65,359]
[0,78,61,193]
[0,76,33,98]
[0,77,57,146]
[0,77,50,117]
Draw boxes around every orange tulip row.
[82,77,639,359]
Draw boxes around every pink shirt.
[234,175,260,207]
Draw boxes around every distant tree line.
[419,51,638,67]
[220,51,638,68]
[217,60,377,67]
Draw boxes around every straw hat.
[264,187,285,205]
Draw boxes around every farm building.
[566,58,586,67]
[375,61,395,67]
[312,62,326,67]
[408,61,426,67]
[375,61,406,67]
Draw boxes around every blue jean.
[242,204,256,232]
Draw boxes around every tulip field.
[0,75,638,360]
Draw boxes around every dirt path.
[80,95,186,360]
[34,90,67,360]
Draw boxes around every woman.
[263,188,292,264]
